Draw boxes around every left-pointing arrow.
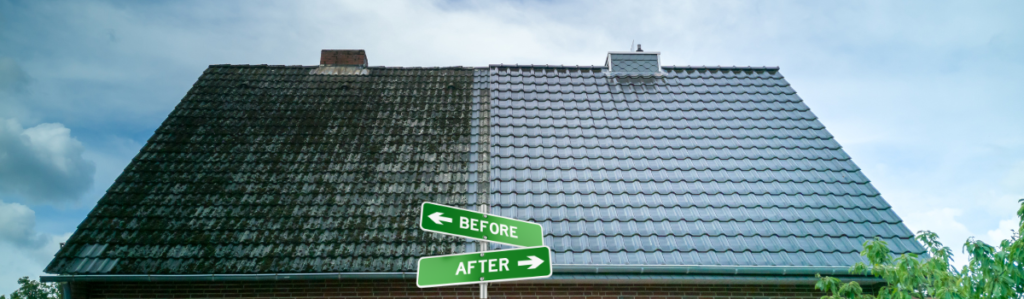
[517,255,544,269]
[428,212,452,225]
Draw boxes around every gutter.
[41,272,415,283]
[42,265,868,283]
[553,265,858,276]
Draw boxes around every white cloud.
[0,119,95,205]
[0,201,49,249]
[872,163,1024,267]
[0,200,71,295]
[901,208,974,252]
[985,217,1020,245]
[902,208,966,235]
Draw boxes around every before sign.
[419,202,544,247]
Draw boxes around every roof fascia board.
[41,266,863,283]
[41,272,880,285]
[553,265,857,276]
[40,272,416,283]
[536,274,884,285]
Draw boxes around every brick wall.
[67,279,871,299]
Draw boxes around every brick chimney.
[320,49,367,67]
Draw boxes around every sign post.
[419,202,543,247]
[416,246,552,288]
[478,201,489,299]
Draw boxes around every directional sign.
[416,246,552,288]
[420,202,543,247]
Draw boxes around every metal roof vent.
[605,45,661,74]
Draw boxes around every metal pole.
[479,202,489,299]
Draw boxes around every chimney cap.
[636,44,643,52]
[320,49,368,67]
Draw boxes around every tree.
[1,277,61,299]
[817,199,1024,299]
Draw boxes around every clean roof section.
[487,64,924,267]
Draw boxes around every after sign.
[416,246,552,288]
[419,202,544,247]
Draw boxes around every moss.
[52,67,478,274]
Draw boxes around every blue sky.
[0,0,1022,293]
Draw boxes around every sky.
[0,0,1022,293]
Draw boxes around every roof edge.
[40,272,416,282]
[539,273,883,285]
[41,266,865,283]
[553,264,857,276]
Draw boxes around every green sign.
[419,202,543,247]
[416,246,552,288]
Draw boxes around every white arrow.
[428,212,452,225]
[517,255,544,269]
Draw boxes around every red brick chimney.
[320,49,367,67]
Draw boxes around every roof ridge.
[207,64,482,69]
[663,65,780,71]
[208,64,316,68]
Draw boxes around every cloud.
[985,217,1020,245]
[0,0,1021,286]
[0,201,50,249]
[902,208,973,242]
[898,207,978,267]
[0,200,70,295]
[0,119,95,205]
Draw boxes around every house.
[42,49,924,299]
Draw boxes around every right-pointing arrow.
[428,212,453,225]
[517,255,544,269]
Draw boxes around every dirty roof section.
[45,65,486,274]
[488,65,925,266]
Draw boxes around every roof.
[45,58,924,277]
[486,64,923,267]
[46,65,489,274]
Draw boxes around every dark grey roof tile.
[490,66,921,266]
[47,66,484,274]
[51,63,921,274]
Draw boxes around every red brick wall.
[320,49,367,66]
[67,279,858,299]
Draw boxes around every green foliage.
[3,277,60,299]
[817,199,1024,299]
[960,199,1024,299]
[816,274,872,299]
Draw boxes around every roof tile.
[489,66,922,267]
[48,63,921,274]
[46,66,486,274]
